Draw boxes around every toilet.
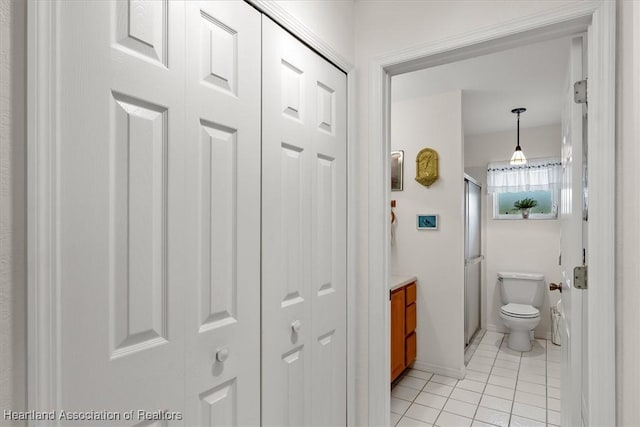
[498,272,545,352]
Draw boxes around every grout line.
[506,333,521,427]
[393,369,437,425]
[545,338,549,426]
[469,335,496,422]
[392,335,557,427]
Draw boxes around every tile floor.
[391,331,561,427]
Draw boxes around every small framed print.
[416,214,438,230]
[391,150,404,191]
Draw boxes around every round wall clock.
[415,148,439,187]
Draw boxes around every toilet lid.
[501,303,539,318]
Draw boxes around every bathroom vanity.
[390,275,417,382]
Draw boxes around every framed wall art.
[416,214,438,230]
[391,150,404,191]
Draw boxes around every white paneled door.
[48,1,347,425]
[57,1,260,425]
[560,35,588,427]
[58,1,187,421]
[261,17,348,427]
[184,2,261,426]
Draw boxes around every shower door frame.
[464,175,482,348]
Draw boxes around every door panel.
[405,333,417,367]
[464,179,482,346]
[465,261,481,345]
[58,1,261,425]
[405,303,417,335]
[466,180,482,259]
[184,2,261,426]
[261,16,347,426]
[310,36,347,427]
[59,1,186,421]
[110,93,169,358]
[560,35,586,427]
[390,290,405,381]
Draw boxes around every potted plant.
[514,198,538,219]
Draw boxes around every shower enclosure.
[464,175,483,347]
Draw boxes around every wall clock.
[415,148,439,187]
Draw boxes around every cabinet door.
[405,302,417,335]
[406,282,417,305]
[406,332,417,366]
[390,289,405,381]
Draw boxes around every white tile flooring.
[391,332,561,427]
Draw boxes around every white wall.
[465,125,563,340]
[273,0,355,65]
[391,90,465,377]
[0,0,26,421]
[354,1,639,424]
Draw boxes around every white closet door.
[55,1,261,425]
[57,0,186,421]
[184,2,261,426]
[261,17,348,426]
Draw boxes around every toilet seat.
[500,303,539,319]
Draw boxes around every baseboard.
[488,323,553,341]
[412,360,466,380]
[486,323,507,334]
[538,331,552,341]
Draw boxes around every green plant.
[514,198,538,209]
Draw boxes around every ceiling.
[391,37,571,136]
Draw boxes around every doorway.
[369,3,615,426]
[389,34,575,425]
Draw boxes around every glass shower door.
[465,177,482,346]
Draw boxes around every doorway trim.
[367,2,615,426]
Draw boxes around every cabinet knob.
[291,320,302,333]
[216,347,229,362]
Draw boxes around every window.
[487,158,561,220]
[493,190,558,219]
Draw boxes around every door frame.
[27,0,357,424]
[367,2,615,426]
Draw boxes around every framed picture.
[391,150,404,191]
[417,214,438,230]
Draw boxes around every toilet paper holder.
[549,282,562,293]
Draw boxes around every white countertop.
[389,274,417,292]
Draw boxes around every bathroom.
[389,36,570,426]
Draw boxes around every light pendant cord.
[516,111,521,150]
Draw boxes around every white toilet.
[498,272,545,352]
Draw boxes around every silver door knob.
[291,320,302,333]
[216,347,229,362]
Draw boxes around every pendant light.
[510,107,527,165]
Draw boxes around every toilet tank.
[498,272,546,307]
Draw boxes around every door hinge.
[574,79,587,104]
[574,265,588,289]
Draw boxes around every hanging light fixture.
[510,107,527,165]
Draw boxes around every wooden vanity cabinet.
[390,281,417,382]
